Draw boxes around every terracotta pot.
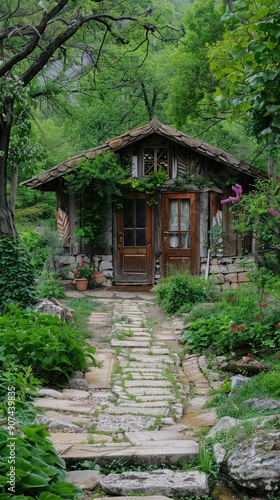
[93,271,103,285]
[75,278,88,291]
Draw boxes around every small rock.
[71,371,84,379]
[37,388,64,399]
[231,375,249,390]
[100,470,209,496]
[213,443,227,464]
[160,418,175,426]
[227,430,280,492]
[66,470,102,490]
[207,416,239,439]
[36,415,80,432]
[69,379,89,391]
[33,298,73,322]
[245,397,280,411]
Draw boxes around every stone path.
[33,288,219,497]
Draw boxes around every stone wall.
[200,256,256,291]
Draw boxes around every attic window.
[143,147,171,177]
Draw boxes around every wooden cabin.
[22,118,266,289]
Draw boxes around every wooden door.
[116,194,153,283]
[162,193,199,275]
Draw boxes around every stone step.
[85,350,115,389]
[125,387,174,396]
[49,432,113,444]
[123,380,173,388]
[103,406,169,416]
[43,410,92,425]
[118,401,170,408]
[55,441,198,466]
[111,340,151,347]
[34,398,96,413]
[125,430,192,444]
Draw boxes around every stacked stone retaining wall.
[200,256,256,291]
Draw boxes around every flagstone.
[66,470,101,490]
[49,432,113,444]
[101,406,169,416]
[123,380,173,388]
[43,410,92,425]
[34,398,95,413]
[62,389,89,399]
[55,441,198,465]
[125,431,194,444]
[119,401,170,408]
[125,388,174,396]
[85,350,115,389]
[111,340,151,347]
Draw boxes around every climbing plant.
[66,152,167,261]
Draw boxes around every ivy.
[0,237,37,313]
[66,152,167,259]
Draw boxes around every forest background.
[0,0,279,233]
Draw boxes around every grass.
[66,297,103,336]
[207,357,280,420]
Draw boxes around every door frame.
[113,193,154,284]
[162,192,200,276]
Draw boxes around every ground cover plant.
[208,356,280,420]
[0,409,83,499]
[0,305,95,394]
[182,277,280,354]
[155,270,217,314]
[0,236,36,313]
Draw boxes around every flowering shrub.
[183,283,280,354]
[73,261,91,279]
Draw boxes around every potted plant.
[73,261,91,290]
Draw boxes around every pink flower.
[257,316,262,321]
[276,324,280,329]
[80,261,86,266]
[229,296,236,301]
[73,270,79,275]
[269,207,279,216]
[277,355,280,360]
[231,326,238,332]
[221,184,243,204]
[239,324,245,330]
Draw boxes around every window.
[143,147,171,177]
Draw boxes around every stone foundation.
[201,256,256,290]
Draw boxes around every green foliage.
[36,271,65,299]
[20,230,50,275]
[229,179,280,268]
[183,281,280,354]
[0,365,42,403]
[0,419,83,498]
[66,297,103,336]
[0,305,95,387]
[210,0,280,147]
[209,363,280,420]
[156,270,216,315]
[0,236,36,312]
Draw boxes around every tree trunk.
[0,97,17,238]
[9,162,18,214]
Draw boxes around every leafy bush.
[37,271,65,299]
[0,415,83,498]
[156,271,216,314]
[0,236,36,312]
[183,282,280,354]
[20,229,50,275]
[0,305,95,387]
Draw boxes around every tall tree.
[0,0,174,238]
[210,0,280,149]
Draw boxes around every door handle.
[119,232,123,243]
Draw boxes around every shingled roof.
[21,118,267,189]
